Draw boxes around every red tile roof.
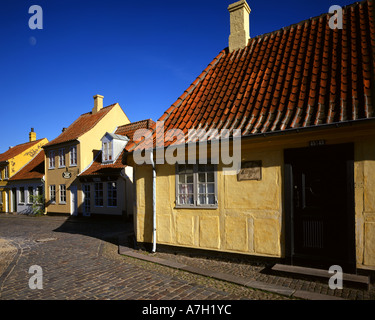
[43,104,117,148]
[80,119,154,177]
[0,139,46,163]
[127,0,375,151]
[9,150,45,181]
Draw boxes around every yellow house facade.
[127,0,375,273]
[0,129,48,212]
[42,95,130,216]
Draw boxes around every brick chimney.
[92,95,104,114]
[29,128,36,142]
[228,0,251,53]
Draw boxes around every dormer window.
[103,141,113,162]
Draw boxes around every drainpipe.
[150,150,157,253]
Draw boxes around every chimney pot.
[93,95,104,114]
[228,0,251,53]
[29,128,36,142]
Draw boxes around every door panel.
[285,144,356,272]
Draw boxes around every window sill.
[69,164,77,168]
[58,166,66,169]
[174,205,218,210]
[59,202,67,205]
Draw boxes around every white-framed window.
[49,151,55,169]
[4,166,8,179]
[176,164,217,208]
[49,185,56,203]
[19,187,25,204]
[28,187,34,204]
[107,182,117,207]
[103,141,113,162]
[59,184,66,203]
[70,146,77,166]
[94,182,103,207]
[59,148,66,168]
[37,186,43,204]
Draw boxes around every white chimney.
[228,0,251,53]
[92,94,104,114]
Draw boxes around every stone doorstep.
[272,264,370,289]
[118,245,345,300]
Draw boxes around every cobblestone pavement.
[0,214,292,300]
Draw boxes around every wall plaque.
[62,171,72,179]
[237,161,262,181]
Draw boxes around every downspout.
[150,150,157,253]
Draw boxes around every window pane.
[198,173,206,183]
[186,174,193,183]
[178,194,194,205]
[207,172,214,182]
[198,184,206,194]
[207,194,215,204]
[179,184,193,194]
[207,183,215,193]
[179,174,185,184]
[198,194,206,205]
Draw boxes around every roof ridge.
[246,0,368,46]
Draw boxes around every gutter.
[150,150,157,253]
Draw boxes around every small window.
[94,183,103,207]
[103,141,113,162]
[70,146,77,166]
[49,185,56,203]
[28,187,34,203]
[107,182,117,207]
[37,186,43,204]
[59,185,66,203]
[49,151,55,169]
[59,148,65,168]
[4,166,8,179]
[176,164,217,208]
[19,187,25,203]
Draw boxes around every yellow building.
[0,129,48,212]
[42,95,130,216]
[126,0,375,273]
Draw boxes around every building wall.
[81,178,126,216]
[44,104,130,215]
[134,123,375,270]
[6,180,44,214]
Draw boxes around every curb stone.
[118,245,345,300]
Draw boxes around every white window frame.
[4,166,8,180]
[94,182,103,207]
[19,187,25,204]
[103,141,113,163]
[59,184,66,204]
[49,185,56,204]
[70,146,77,167]
[49,151,55,169]
[59,148,66,168]
[107,182,117,207]
[28,187,34,204]
[175,164,218,208]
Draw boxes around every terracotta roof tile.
[44,104,117,148]
[0,139,46,163]
[128,0,375,151]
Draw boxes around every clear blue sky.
[0,0,355,152]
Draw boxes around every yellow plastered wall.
[8,139,48,178]
[134,124,375,269]
[135,147,283,258]
[354,137,375,268]
[79,104,130,171]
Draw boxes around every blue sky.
[0,0,355,152]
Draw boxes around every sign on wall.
[237,161,262,181]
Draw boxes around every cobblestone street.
[0,214,292,301]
